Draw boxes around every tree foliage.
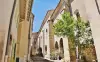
[54,12,75,38]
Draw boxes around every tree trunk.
[64,0,73,16]
[68,37,76,62]
[68,0,73,16]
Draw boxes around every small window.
[45,45,47,51]
[10,34,12,41]
[74,9,80,19]
[45,45,47,55]
[9,34,12,45]
[46,29,47,32]
[55,41,59,49]
[76,12,80,18]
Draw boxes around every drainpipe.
[95,0,100,15]
[5,0,16,55]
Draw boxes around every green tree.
[54,10,97,62]
[54,12,76,62]
[54,11,88,62]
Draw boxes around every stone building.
[36,0,70,61]
[33,0,100,62]
[16,0,34,62]
[0,0,34,62]
[51,0,70,61]
[37,10,54,59]
[0,0,19,62]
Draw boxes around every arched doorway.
[59,38,64,58]
[55,41,59,50]
[55,41,59,60]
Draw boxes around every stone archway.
[59,38,64,58]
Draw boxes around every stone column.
[16,18,23,57]
[48,20,55,54]
[16,18,29,62]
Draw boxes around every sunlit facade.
[16,0,33,61]
[32,0,100,62]
[0,0,19,62]
[0,0,34,62]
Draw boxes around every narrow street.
[0,0,100,62]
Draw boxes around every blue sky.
[32,0,60,32]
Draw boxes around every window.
[59,38,64,58]
[76,11,80,18]
[74,9,80,19]
[46,29,47,32]
[45,45,47,55]
[60,38,64,48]
[5,34,12,55]
[55,41,59,49]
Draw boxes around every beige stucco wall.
[37,16,52,59]
[6,0,19,61]
[11,0,19,41]
[41,20,50,59]
[71,0,88,20]
[18,20,29,59]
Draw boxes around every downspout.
[95,0,100,14]
[5,0,16,57]
[2,0,16,62]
